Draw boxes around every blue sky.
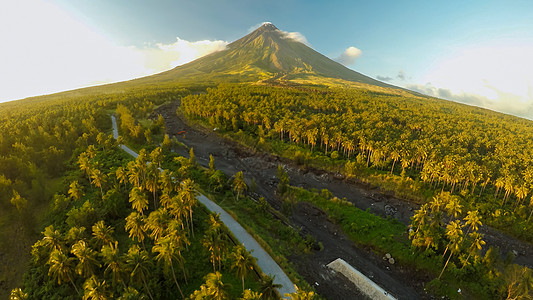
[2,0,533,118]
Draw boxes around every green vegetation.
[278,173,531,299]
[182,83,533,242]
[4,89,316,298]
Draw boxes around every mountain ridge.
[136,23,396,88]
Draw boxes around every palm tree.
[464,210,482,234]
[180,179,198,236]
[145,208,171,241]
[150,147,163,168]
[152,236,185,299]
[129,187,149,216]
[241,289,263,300]
[166,220,190,278]
[116,167,128,189]
[125,211,146,249]
[117,287,145,300]
[90,168,107,197]
[127,162,142,188]
[47,249,79,294]
[9,288,27,300]
[259,274,282,299]
[441,220,463,259]
[233,171,247,200]
[462,232,486,268]
[444,194,462,220]
[71,240,100,278]
[42,225,64,253]
[101,241,127,289]
[125,245,154,300]
[230,244,255,292]
[285,285,315,300]
[83,275,111,300]
[78,152,92,180]
[145,162,160,208]
[92,220,115,249]
[205,272,229,300]
[68,181,84,201]
[439,221,464,279]
[202,213,227,271]
[159,170,175,195]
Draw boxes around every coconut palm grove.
[1,20,532,300]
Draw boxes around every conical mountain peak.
[145,23,392,88]
[256,22,278,32]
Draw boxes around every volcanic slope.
[133,23,395,88]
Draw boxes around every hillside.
[2,23,533,299]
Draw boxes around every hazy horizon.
[2,0,533,119]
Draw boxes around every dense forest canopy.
[183,83,533,240]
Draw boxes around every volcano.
[138,23,393,88]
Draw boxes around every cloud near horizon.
[411,45,533,119]
[0,0,229,102]
[142,38,228,71]
[336,46,362,66]
[407,82,533,119]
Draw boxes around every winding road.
[111,116,296,296]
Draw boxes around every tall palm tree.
[441,220,463,259]
[444,195,462,220]
[145,208,171,241]
[125,211,146,249]
[439,221,464,279]
[90,168,107,197]
[166,220,190,282]
[78,152,92,180]
[152,236,185,299]
[203,213,227,272]
[127,161,142,188]
[233,171,247,201]
[180,179,198,236]
[101,241,127,289]
[125,245,154,300]
[204,272,229,300]
[129,187,149,216]
[464,210,482,234]
[68,181,84,201]
[462,232,486,268]
[145,163,160,209]
[92,221,115,249]
[47,249,79,294]
[259,274,282,300]
[71,240,100,278]
[230,244,255,292]
[83,275,111,300]
[42,225,64,253]
[159,170,175,195]
[116,167,128,189]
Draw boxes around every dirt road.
[155,100,532,298]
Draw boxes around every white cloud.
[142,38,228,71]
[407,82,533,119]
[336,46,362,66]
[0,0,228,102]
[279,30,310,46]
[412,45,533,119]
